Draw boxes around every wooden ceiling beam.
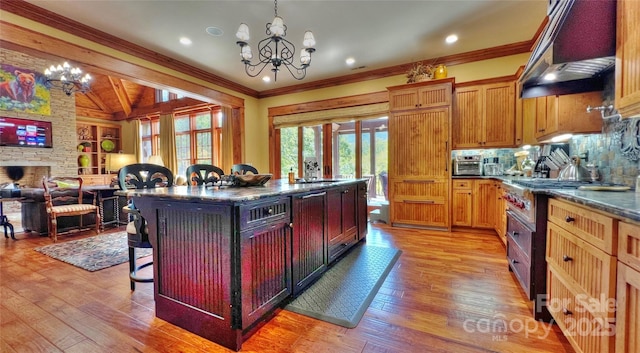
[75,106,115,120]
[107,76,132,116]
[113,97,207,120]
[83,91,111,113]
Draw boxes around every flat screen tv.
[0,117,53,148]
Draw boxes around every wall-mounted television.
[0,117,53,148]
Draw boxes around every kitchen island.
[124,178,368,351]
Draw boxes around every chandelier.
[235,0,316,81]
[44,62,92,96]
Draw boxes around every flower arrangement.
[406,62,434,83]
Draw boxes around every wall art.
[0,64,51,115]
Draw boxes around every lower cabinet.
[327,183,359,262]
[452,179,504,238]
[291,191,328,295]
[616,221,640,353]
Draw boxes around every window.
[140,118,160,162]
[174,109,221,176]
[155,89,184,103]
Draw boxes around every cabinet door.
[452,188,472,226]
[357,181,368,240]
[494,182,506,245]
[616,262,640,353]
[483,82,515,147]
[521,98,538,145]
[240,220,291,328]
[292,191,327,295]
[389,87,420,111]
[615,0,640,118]
[327,185,358,262]
[453,86,483,148]
[472,180,495,228]
[390,107,450,178]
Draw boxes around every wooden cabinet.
[451,180,472,227]
[327,183,358,262]
[546,198,617,353]
[471,180,495,228]
[532,92,603,140]
[76,120,121,184]
[357,181,368,240]
[615,0,640,118]
[388,79,452,229]
[389,81,452,111]
[291,191,327,295]
[519,97,538,146]
[616,221,640,353]
[453,81,516,148]
[494,181,506,245]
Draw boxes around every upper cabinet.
[524,91,603,141]
[615,0,640,118]
[453,81,516,149]
[388,80,452,111]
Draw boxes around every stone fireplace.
[0,164,51,188]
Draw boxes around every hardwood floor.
[0,223,574,353]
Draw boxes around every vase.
[433,64,447,79]
[78,154,90,167]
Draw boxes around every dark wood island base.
[127,179,367,351]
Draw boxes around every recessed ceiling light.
[345,57,356,65]
[262,76,271,83]
[544,73,557,81]
[206,26,224,36]
[180,37,192,45]
[445,34,458,44]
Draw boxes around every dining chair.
[231,163,258,175]
[118,163,174,290]
[186,164,225,186]
[42,176,100,242]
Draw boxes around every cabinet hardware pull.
[562,308,572,315]
[342,189,349,194]
[511,259,518,264]
[562,255,573,262]
[404,179,435,183]
[301,192,326,199]
[289,223,294,228]
[403,200,435,204]
[445,141,448,171]
[267,208,273,214]
[565,216,575,222]
[512,232,519,237]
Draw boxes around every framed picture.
[0,64,51,115]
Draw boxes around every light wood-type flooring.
[0,222,574,352]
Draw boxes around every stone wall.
[0,48,78,186]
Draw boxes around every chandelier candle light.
[235,0,316,81]
[44,62,91,96]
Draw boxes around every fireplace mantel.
[0,161,54,167]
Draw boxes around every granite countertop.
[120,178,362,203]
[546,189,640,223]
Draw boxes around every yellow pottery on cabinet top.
[433,64,447,79]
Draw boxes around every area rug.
[34,231,152,272]
[285,244,401,328]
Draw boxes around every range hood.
[520,0,616,98]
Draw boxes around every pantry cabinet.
[532,92,603,141]
[388,79,452,229]
[615,0,640,118]
[453,81,516,149]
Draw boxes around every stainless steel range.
[502,178,596,321]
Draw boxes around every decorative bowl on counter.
[230,174,272,187]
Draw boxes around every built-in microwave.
[453,155,483,176]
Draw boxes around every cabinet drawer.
[452,179,472,189]
[507,211,533,258]
[507,238,531,298]
[618,221,640,273]
[616,262,640,353]
[238,197,290,231]
[548,198,617,255]
[328,229,358,263]
[546,222,617,301]
[547,269,615,353]
[391,179,448,199]
[391,199,448,228]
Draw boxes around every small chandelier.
[235,0,316,81]
[44,62,92,96]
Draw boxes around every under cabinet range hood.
[520,0,616,98]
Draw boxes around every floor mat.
[285,244,401,328]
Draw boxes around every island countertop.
[119,178,363,202]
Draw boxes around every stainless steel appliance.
[502,178,596,321]
[453,155,482,176]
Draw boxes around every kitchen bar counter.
[125,178,367,351]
